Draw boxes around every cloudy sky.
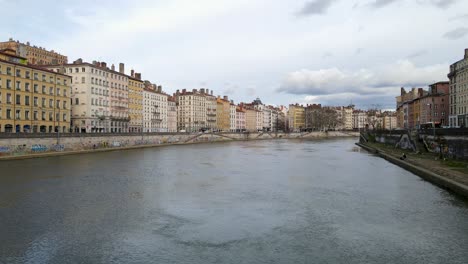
[1,0,467,109]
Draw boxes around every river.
[1,138,467,264]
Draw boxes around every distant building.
[448,49,468,127]
[128,71,144,133]
[216,96,231,131]
[235,108,246,131]
[0,38,67,65]
[143,82,168,132]
[229,101,236,132]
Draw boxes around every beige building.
[167,96,177,132]
[244,108,258,132]
[205,90,217,130]
[448,49,468,127]
[288,104,305,132]
[216,96,231,131]
[128,71,144,133]
[0,38,67,65]
[175,89,207,132]
[0,50,71,133]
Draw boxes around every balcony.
[207,113,216,117]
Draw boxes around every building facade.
[143,83,168,132]
[128,72,143,133]
[175,89,208,132]
[1,51,71,133]
[288,104,305,132]
[167,96,177,132]
[0,39,67,65]
[230,102,236,132]
[216,96,231,131]
[448,49,468,127]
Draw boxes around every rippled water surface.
[1,139,468,264]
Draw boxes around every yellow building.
[244,108,257,132]
[128,73,143,133]
[0,51,71,133]
[216,96,231,131]
[288,104,305,132]
[0,39,67,65]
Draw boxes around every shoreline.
[356,142,468,199]
[0,134,358,161]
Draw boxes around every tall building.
[0,50,71,133]
[45,60,129,133]
[352,110,367,129]
[419,82,449,126]
[288,104,305,132]
[167,96,177,132]
[235,107,246,132]
[244,107,258,132]
[143,82,168,132]
[448,49,468,127]
[0,38,67,65]
[229,101,236,132]
[205,90,217,131]
[128,71,144,133]
[175,88,208,132]
[216,96,231,131]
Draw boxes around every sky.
[1,0,467,110]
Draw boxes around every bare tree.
[366,104,382,130]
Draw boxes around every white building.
[230,102,237,132]
[45,59,113,133]
[175,88,208,132]
[352,111,367,129]
[143,83,168,132]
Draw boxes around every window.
[49,76,53,83]
[25,96,30,106]
[64,88,67,97]
[34,97,38,106]
[75,98,79,105]
[81,77,85,84]
[25,82,30,91]
[49,112,53,121]
[34,111,38,120]
[25,71,30,79]
[63,101,67,109]
[42,98,46,107]
[63,113,67,121]
[82,67,85,72]
[15,109,21,119]
[6,79,11,89]
[56,113,60,121]
[49,87,53,95]
[42,111,46,121]
[6,67,11,75]
[34,84,38,93]
[6,109,11,119]
[56,100,60,108]
[25,110,30,120]
[16,69,21,77]
[16,94,21,105]
[16,81,21,90]
[42,74,46,81]
[42,85,46,94]
[57,88,61,96]
[6,93,12,104]
[49,99,53,108]
[34,73,38,80]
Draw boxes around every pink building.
[235,108,246,131]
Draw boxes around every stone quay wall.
[363,129,468,160]
[0,131,358,159]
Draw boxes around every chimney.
[101,62,107,68]
[206,89,209,95]
[176,89,180,95]
[131,69,135,77]
[224,96,228,101]
[200,88,205,94]
[465,48,468,59]
[135,73,141,80]
[211,90,213,95]
[111,64,115,71]
[182,89,186,93]
[119,63,125,74]
[158,85,162,92]
[193,89,197,93]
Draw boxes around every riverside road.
[0,138,467,264]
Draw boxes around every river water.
[1,138,467,264]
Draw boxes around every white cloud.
[278,60,448,96]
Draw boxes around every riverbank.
[0,131,358,161]
[356,142,468,198]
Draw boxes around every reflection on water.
[1,138,468,264]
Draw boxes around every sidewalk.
[364,141,468,187]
